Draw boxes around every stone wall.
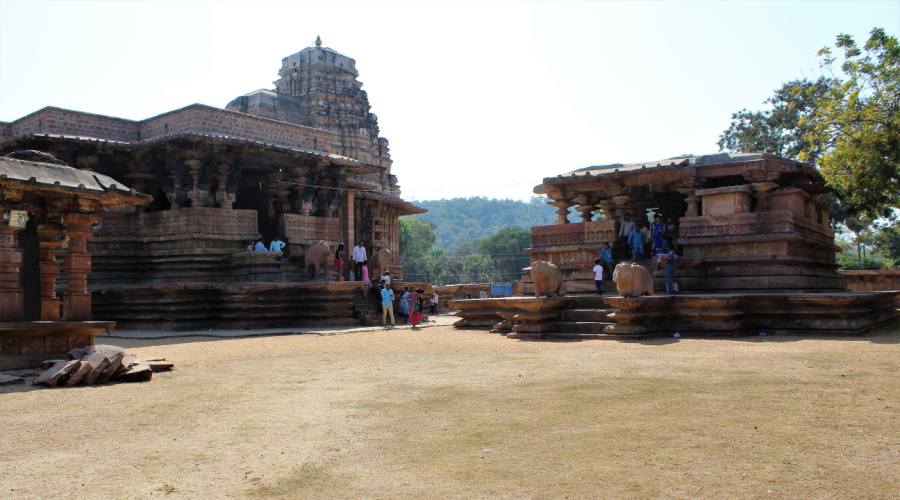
[841,270,900,292]
[1,105,333,154]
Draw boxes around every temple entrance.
[18,218,40,321]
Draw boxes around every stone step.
[560,309,615,322]
[550,321,613,334]
[507,331,654,341]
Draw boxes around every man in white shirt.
[382,271,391,288]
[352,242,367,281]
[269,236,285,253]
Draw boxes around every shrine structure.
[1,150,150,369]
[0,39,424,329]
[454,153,899,338]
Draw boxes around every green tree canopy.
[718,77,832,163]
[802,28,900,219]
[478,226,531,281]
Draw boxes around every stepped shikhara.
[0,38,424,330]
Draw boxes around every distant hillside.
[405,196,576,249]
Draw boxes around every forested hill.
[405,196,573,249]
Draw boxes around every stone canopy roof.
[0,151,151,208]
[568,152,766,176]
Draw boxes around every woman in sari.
[651,215,667,256]
[408,289,423,328]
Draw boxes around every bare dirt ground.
[2,319,899,499]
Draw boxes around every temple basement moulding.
[0,39,425,329]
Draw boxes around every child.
[665,241,678,294]
[361,259,370,285]
[592,258,604,295]
[333,243,345,275]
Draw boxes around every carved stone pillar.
[573,195,596,222]
[751,182,778,212]
[37,224,64,321]
[611,196,631,220]
[598,200,615,220]
[685,196,700,217]
[61,214,99,321]
[0,225,26,321]
[548,200,572,225]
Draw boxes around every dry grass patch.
[1,321,898,499]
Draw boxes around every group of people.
[249,236,285,252]
[378,284,439,328]
[617,213,677,262]
[592,213,680,295]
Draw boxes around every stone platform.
[91,281,371,331]
[452,291,900,340]
[0,321,115,370]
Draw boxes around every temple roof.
[568,152,766,177]
[0,151,150,207]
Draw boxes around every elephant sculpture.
[613,262,653,297]
[367,248,393,280]
[305,241,332,280]
[531,260,563,297]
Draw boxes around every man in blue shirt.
[269,236,285,252]
[381,282,395,327]
[628,224,645,262]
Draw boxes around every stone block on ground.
[35,360,80,387]
[0,374,24,385]
[65,361,94,386]
[112,363,153,383]
[119,353,139,372]
[84,355,111,385]
[147,360,174,372]
[98,351,125,383]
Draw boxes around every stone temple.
[454,152,900,338]
[0,38,424,329]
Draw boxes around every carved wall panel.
[283,214,341,247]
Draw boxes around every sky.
[1,0,897,202]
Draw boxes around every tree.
[398,217,437,281]
[872,223,900,268]
[718,77,833,163]
[478,226,531,282]
[462,254,493,283]
[801,28,900,219]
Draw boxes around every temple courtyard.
[1,318,898,499]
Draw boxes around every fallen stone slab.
[0,368,42,377]
[68,347,87,360]
[41,359,68,370]
[65,360,94,386]
[0,374,24,385]
[85,344,124,357]
[119,353,139,371]
[35,360,80,387]
[98,351,125,384]
[147,360,174,372]
[84,356,111,385]
[112,363,153,383]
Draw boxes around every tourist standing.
[593,258,604,295]
[628,224,645,262]
[382,271,391,288]
[400,287,410,324]
[269,236,285,253]
[381,280,395,327]
[333,243,345,277]
[254,238,267,251]
[408,289,422,328]
[651,215,666,256]
[600,242,614,279]
[479,287,488,298]
[665,242,678,294]
[361,260,370,285]
[666,217,677,247]
[430,291,439,315]
[352,242,367,281]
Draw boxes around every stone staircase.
[504,295,643,341]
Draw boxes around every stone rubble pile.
[30,344,173,387]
